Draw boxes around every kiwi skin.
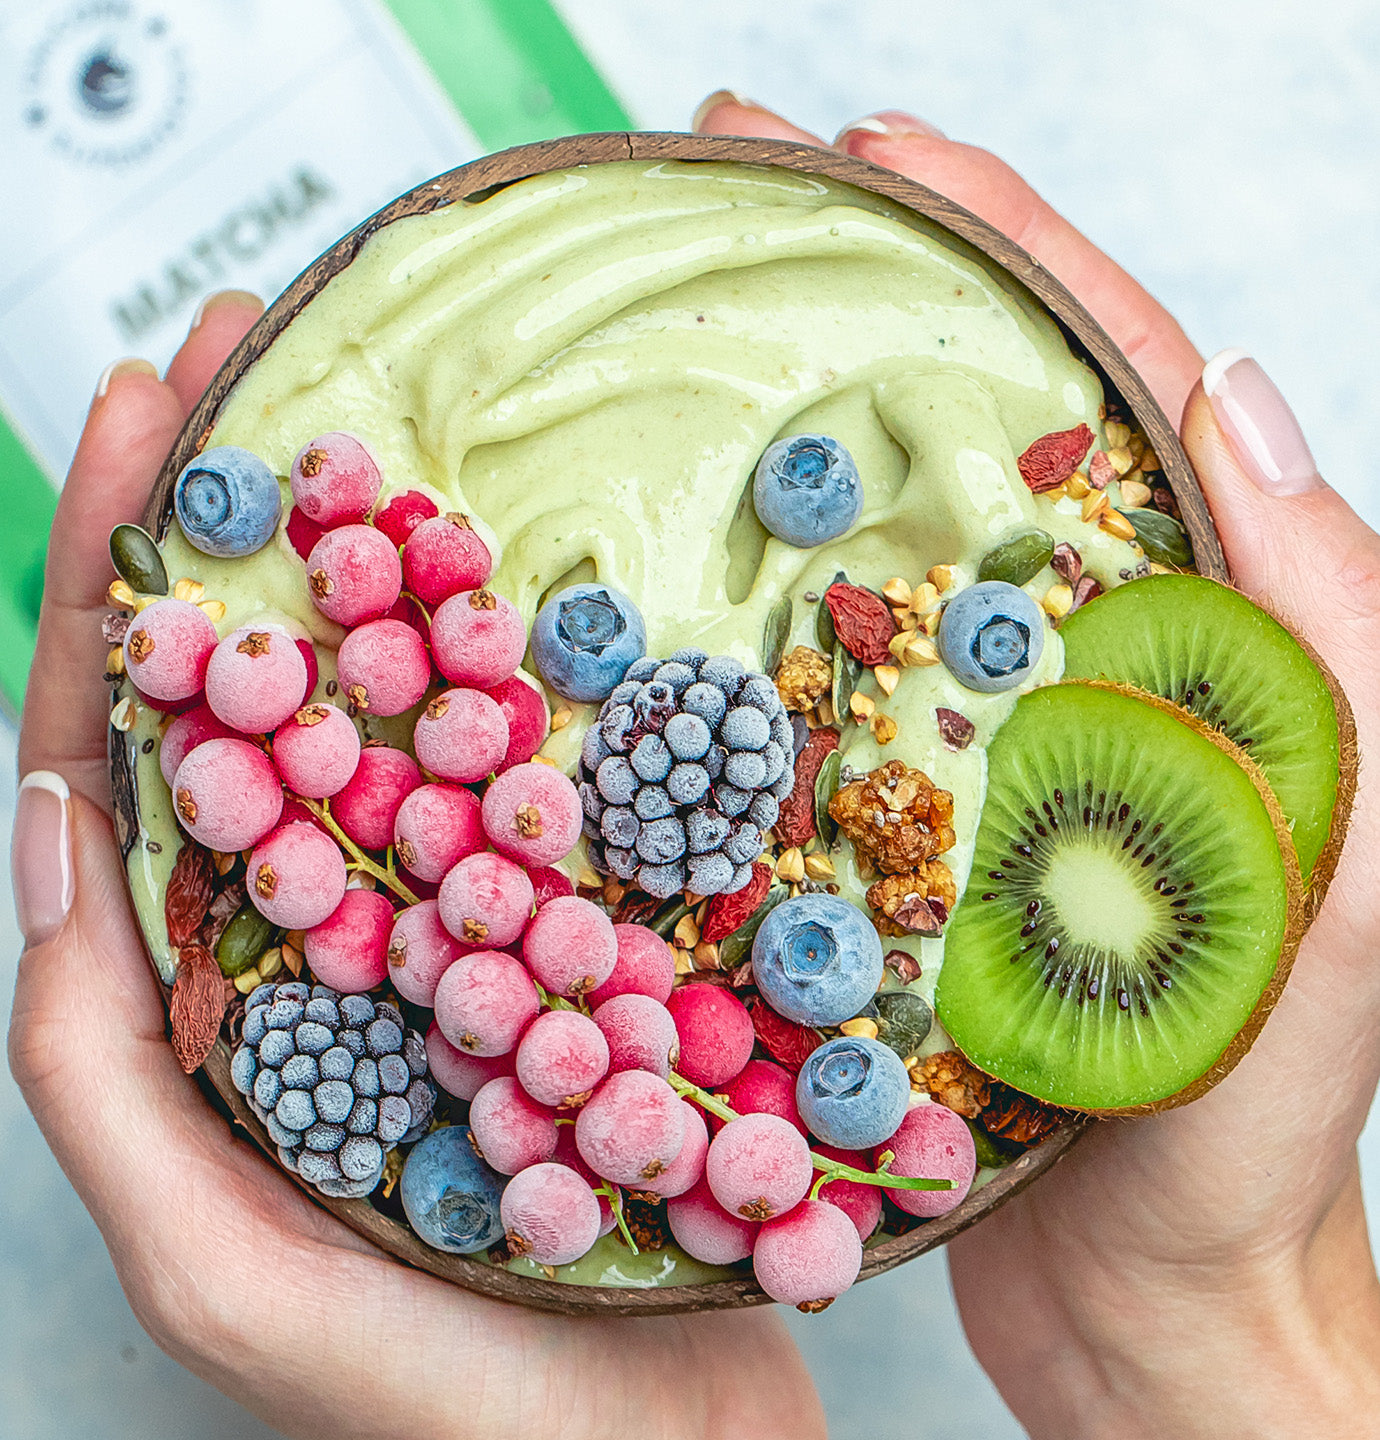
[1076,680,1307,1116]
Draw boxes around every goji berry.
[1016,424,1094,493]
[773,727,840,847]
[169,942,227,1073]
[701,861,772,943]
[823,583,893,666]
[165,841,216,949]
[748,996,822,1072]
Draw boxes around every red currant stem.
[668,1073,951,1192]
[531,980,581,1014]
[597,1182,639,1256]
[298,797,421,905]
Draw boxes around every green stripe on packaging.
[0,411,56,719]
[381,0,633,147]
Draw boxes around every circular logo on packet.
[23,3,188,167]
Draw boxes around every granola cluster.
[774,644,832,713]
[828,759,956,874]
[865,863,958,937]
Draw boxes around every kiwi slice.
[1059,574,1352,891]
[936,683,1302,1112]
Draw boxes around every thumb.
[1183,351,1380,719]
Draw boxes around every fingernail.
[12,771,74,946]
[191,288,263,330]
[692,89,765,132]
[94,357,158,399]
[1202,349,1325,497]
[835,111,947,146]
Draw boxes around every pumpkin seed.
[814,748,843,850]
[831,642,861,727]
[109,524,169,595]
[1118,507,1193,568]
[716,884,790,969]
[977,529,1055,586]
[875,990,933,1058]
[815,569,847,653]
[215,903,277,978]
[762,594,792,676]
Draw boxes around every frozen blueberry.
[175,445,282,558]
[401,1125,506,1255]
[276,1088,316,1132]
[532,582,646,702]
[582,727,613,773]
[635,816,687,864]
[667,762,711,806]
[748,793,780,829]
[601,805,640,848]
[725,823,764,864]
[937,581,1045,693]
[720,706,771,751]
[686,809,731,853]
[254,1068,284,1112]
[715,784,752,817]
[639,861,687,899]
[340,994,375,1027]
[281,1054,319,1090]
[664,712,711,760]
[687,852,735,893]
[670,647,708,671]
[753,434,862,548]
[738,676,781,712]
[634,785,675,820]
[652,661,697,694]
[314,1079,356,1124]
[752,894,885,1025]
[698,656,745,694]
[605,845,638,879]
[795,1036,910,1149]
[630,734,673,783]
[596,755,639,805]
[681,682,728,727]
[724,750,768,790]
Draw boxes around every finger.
[20,364,186,805]
[163,290,263,414]
[691,90,827,145]
[834,113,1203,423]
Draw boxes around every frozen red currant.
[306,525,402,627]
[481,762,582,868]
[303,887,395,991]
[487,674,549,771]
[248,821,348,930]
[271,702,361,798]
[122,598,218,703]
[387,899,464,1006]
[412,689,508,784]
[392,783,484,883]
[172,737,283,851]
[372,488,439,548]
[336,617,431,716]
[437,851,535,949]
[205,626,308,734]
[290,432,382,527]
[430,588,526,689]
[331,745,420,850]
[401,513,491,604]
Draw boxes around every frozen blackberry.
[231,981,435,1198]
[579,652,794,896]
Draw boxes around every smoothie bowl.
[102,134,1352,1315]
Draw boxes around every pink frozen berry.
[499,1162,601,1267]
[433,949,539,1056]
[296,639,319,706]
[812,1143,884,1242]
[487,674,549,771]
[529,865,575,907]
[402,513,491,604]
[638,1101,709,1199]
[159,702,237,787]
[303,887,394,991]
[593,993,678,1079]
[205,626,308,734]
[331,744,420,850]
[290,432,382,527]
[715,1059,808,1137]
[122,598,218,702]
[173,738,283,851]
[706,1113,814,1222]
[470,1076,559,1176]
[272,702,361,798]
[287,506,327,562]
[574,1070,686,1186]
[667,1178,757,1264]
[752,1199,863,1308]
[586,923,676,1007]
[306,525,402,627]
[372,488,439,548]
[430,588,526,689]
[481,763,582,868]
[437,851,535,948]
[247,821,348,930]
[666,984,754,1088]
[393,783,483,883]
[523,895,617,997]
[875,1099,976,1218]
[387,899,464,1006]
[553,1127,618,1237]
[336,618,431,716]
[515,1010,610,1108]
[425,1021,514,1100]
[383,593,431,647]
[413,688,508,784]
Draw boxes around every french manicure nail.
[1202,348,1325,497]
[191,288,263,330]
[691,89,763,132]
[12,771,74,946]
[835,111,948,145]
[94,357,158,399]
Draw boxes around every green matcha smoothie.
[120,158,1146,1288]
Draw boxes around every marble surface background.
[3,2,1378,1436]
